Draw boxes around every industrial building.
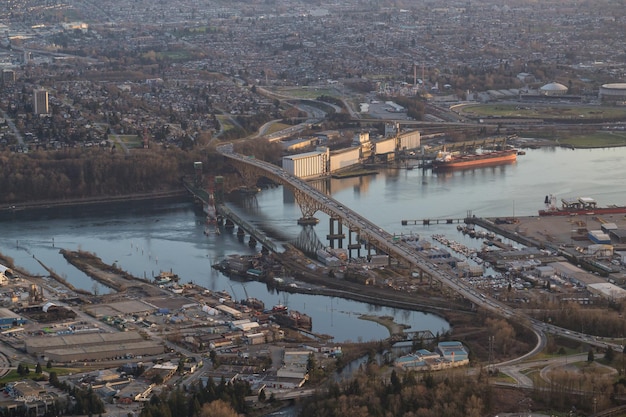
[24,330,145,354]
[283,129,421,178]
[45,340,164,362]
[398,130,421,151]
[599,83,626,103]
[374,137,397,155]
[395,341,469,371]
[587,283,626,300]
[329,147,361,173]
[282,148,329,178]
[0,307,27,330]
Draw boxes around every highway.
[217,145,625,363]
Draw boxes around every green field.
[559,130,626,148]
[458,104,626,120]
[111,134,143,149]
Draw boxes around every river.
[1,145,625,342]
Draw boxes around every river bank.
[1,189,189,215]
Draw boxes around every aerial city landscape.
[2,0,626,416]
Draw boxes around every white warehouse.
[398,130,421,150]
[330,147,361,172]
[374,137,397,155]
[282,148,329,178]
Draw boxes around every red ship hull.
[433,149,517,170]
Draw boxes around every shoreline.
[1,189,190,214]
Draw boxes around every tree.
[588,348,595,363]
[606,346,615,363]
[46,360,52,369]
[35,362,42,374]
[49,371,59,387]
[198,400,238,417]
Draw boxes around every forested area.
[0,147,225,204]
[299,365,492,417]
[139,377,249,417]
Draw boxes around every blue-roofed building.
[436,341,469,362]
[395,341,469,371]
[0,307,27,330]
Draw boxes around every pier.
[401,218,468,226]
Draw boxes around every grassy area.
[216,115,237,132]
[265,122,291,135]
[559,131,626,148]
[271,86,339,99]
[159,50,193,61]
[489,371,517,384]
[459,104,626,120]
[0,365,81,385]
[111,134,143,149]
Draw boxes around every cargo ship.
[539,195,626,216]
[432,148,517,170]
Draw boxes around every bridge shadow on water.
[289,225,325,258]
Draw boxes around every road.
[0,108,24,147]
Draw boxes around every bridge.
[197,145,626,380]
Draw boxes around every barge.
[539,195,626,216]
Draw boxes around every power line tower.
[488,335,495,374]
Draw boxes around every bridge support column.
[326,218,345,249]
[347,229,361,259]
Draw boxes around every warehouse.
[398,130,421,150]
[0,307,27,330]
[587,283,626,300]
[24,330,144,354]
[45,340,164,362]
[374,137,397,155]
[282,148,329,178]
[329,147,360,173]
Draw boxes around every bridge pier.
[224,219,235,230]
[237,227,245,241]
[347,228,362,258]
[327,218,345,249]
[297,217,319,226]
